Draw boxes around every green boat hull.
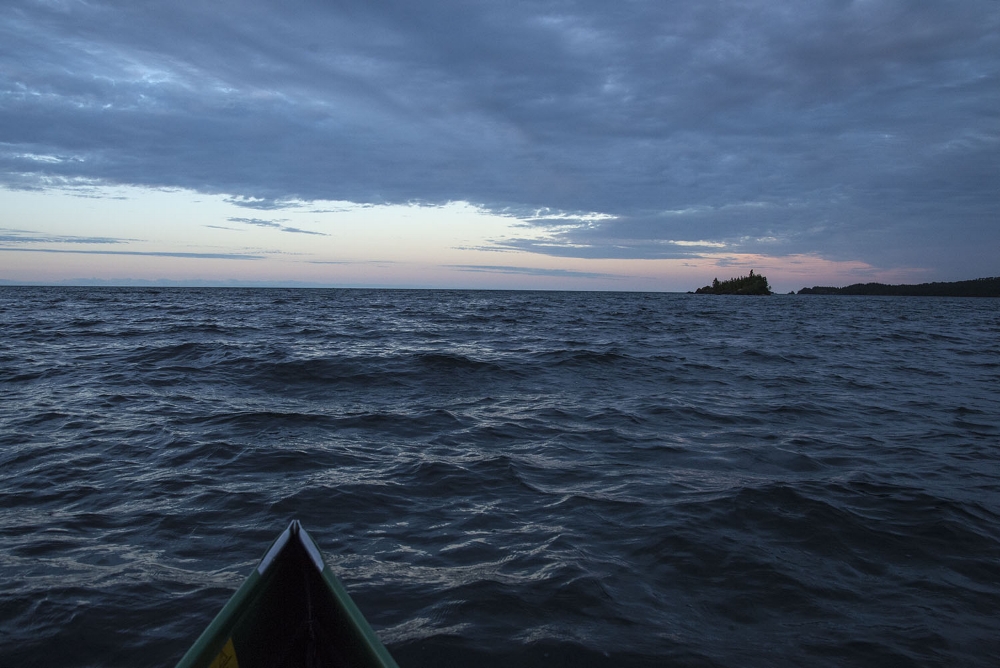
[175,521,399,668]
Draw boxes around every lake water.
[1,287,998,667]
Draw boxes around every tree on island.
[796,276,1000,297]
[695,270,772,295]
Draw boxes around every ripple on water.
[1,288,999,667]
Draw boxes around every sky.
[1,0,998,292]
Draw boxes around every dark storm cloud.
[2,0,998,276]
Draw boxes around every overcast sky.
[2,0,998,291]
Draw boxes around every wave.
[2,288,1000,667]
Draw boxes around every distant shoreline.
[797,276,1000,297]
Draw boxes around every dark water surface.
[1,287,999,667]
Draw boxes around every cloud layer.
[2,0,998,276]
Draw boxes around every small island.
[695,270,772,295]
[797,276,1000,297]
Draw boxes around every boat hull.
[175,521,399,668]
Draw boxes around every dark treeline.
[695,270,772,295]
[798,276,1000,297]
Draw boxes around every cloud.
[277,226,327,236]
[229,217,284,229]
[0,277,335,287]
[226,217,329,236]
[225,197,302,211]
[0,247,263,260]
[448,264,620,280]
[0,228,130,245]
[1,1,998,276]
